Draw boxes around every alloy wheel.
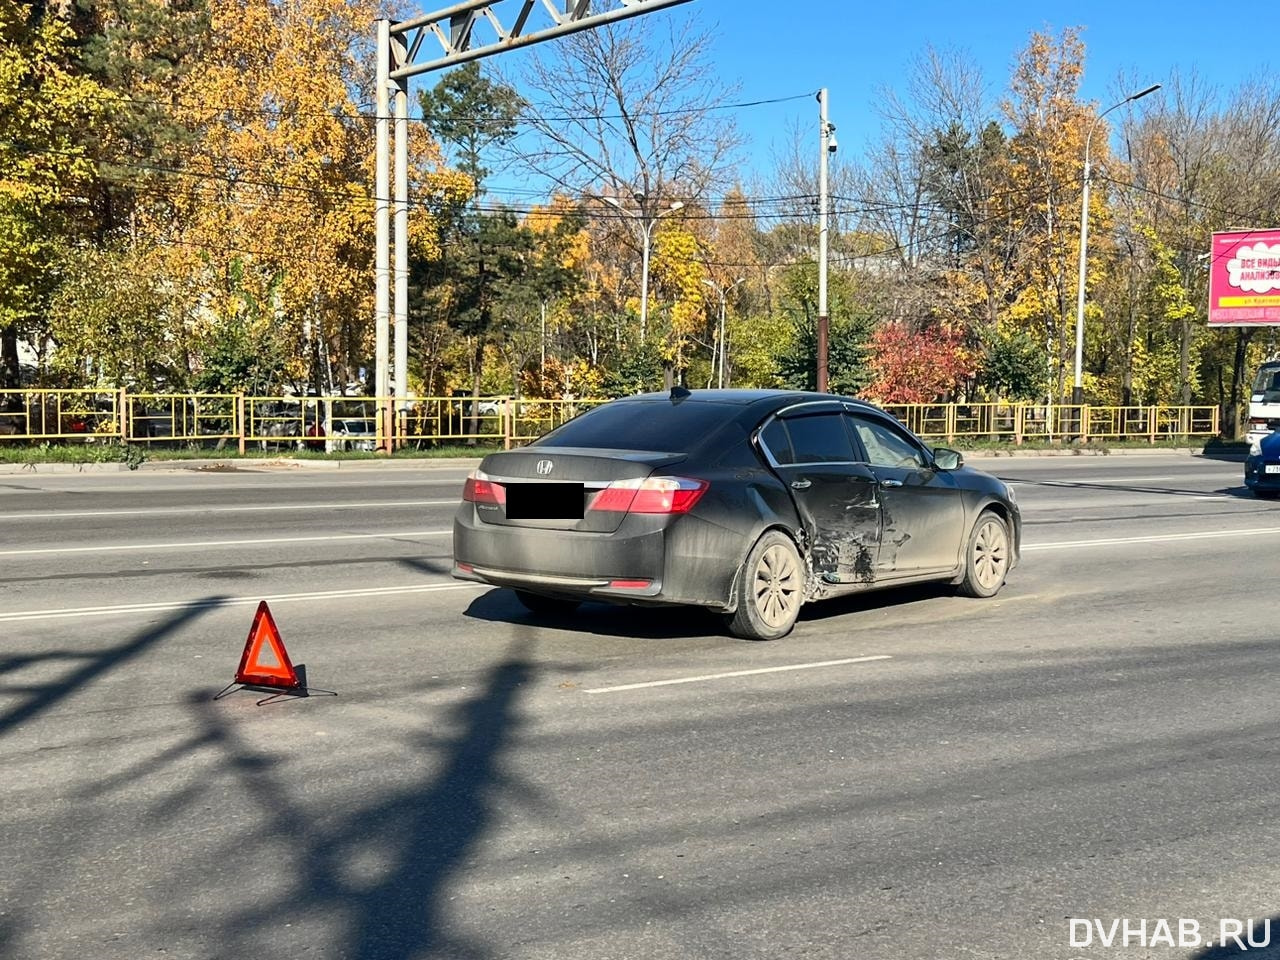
[972,518,1009,591]
[753,543,801,629]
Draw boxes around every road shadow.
[397,556,454,577]
[795,581,958,624]
[1001,476,1238,500]
[1192,917,1280,957]
[1217,484,1280,502]
[463,581,967,641]
[463,587,728,640]
[180,637,538,960]
[0,597,226,739]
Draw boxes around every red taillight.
[462,473,505,505]
[588,477,708,515]
[608,579,653,589]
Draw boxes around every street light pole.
[817,88,835,393]
[604,195,684,344]
[703,277,745,388]
[1072,83,1161,406]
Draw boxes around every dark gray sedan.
[452,389,1021,640]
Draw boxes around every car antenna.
[670,385,692,401]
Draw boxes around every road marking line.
[0,529,452,557]
[1025,526,1280,551]
[0,500,457,521]
[583,655,893,695]
[1008,475,1176,484]
[0,582,484,622]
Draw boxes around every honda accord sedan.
[452,388,1021,640]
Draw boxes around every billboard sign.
[1209,229,1280,325]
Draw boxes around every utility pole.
[373,0,692,438]
[817,88,835,393]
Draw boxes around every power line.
[80,89,816,129]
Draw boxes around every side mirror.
[933,447,963,471]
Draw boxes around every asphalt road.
[3,453,1280,960]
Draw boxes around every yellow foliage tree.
[149,0,467,393]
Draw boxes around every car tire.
[513,590,580,617]
[726,530,805,641]
[957,510,1011,599]
[1254,488,1280,500]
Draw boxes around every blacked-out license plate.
[504,482,585,520]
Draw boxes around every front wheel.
[726,530,805,641]
[957,510,1011,599]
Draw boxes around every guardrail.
[880,403,1220,444]
[0,391,1223,450]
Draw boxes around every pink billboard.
[1209,229,1280,325]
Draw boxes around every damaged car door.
[846,411,966,578]
[757,408,882,585]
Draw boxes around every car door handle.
[880,478,904,488]
[790,479,812,490]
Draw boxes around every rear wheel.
[727,530,804,641]
[513,590,581,617]
[957,510,1010,598]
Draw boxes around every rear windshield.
[533,400,737,453]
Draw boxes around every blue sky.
[420,0,1261,200]
[698,0,1250,174]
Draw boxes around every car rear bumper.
[452,506,667,600]
[451,505,747,609]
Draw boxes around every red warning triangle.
[235,601,300,689]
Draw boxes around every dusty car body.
[452,389,1021,640]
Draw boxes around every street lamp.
[703,277,745,388]
[1072,83,1161,405]
[602,195,684,344]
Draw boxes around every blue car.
[1245,431,1280,498]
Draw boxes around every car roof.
[618,388,883,413]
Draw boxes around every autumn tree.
[0,0,111,387]
[864,323,977,404]
[153,0,466,396]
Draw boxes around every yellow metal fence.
[0,391,1222,449]
[880,403,1221,445]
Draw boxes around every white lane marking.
[0,529,451,557]
[584,655,893,695]
[1025,526,1280,551]
[1008,475,1174,484]
[0,499,457,521]
[0,581,484,623]
[1020,494,1236,511]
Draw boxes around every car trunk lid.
[468,447,687,533]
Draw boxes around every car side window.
[849,415,927,469]
[758,418,794,465]
[782,413,856,464]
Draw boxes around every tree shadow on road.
[462,587,728,641]
[178,636,538,960]
[0,598,227,739]
[1192,917,1280,957]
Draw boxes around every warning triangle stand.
[214,601,336,705]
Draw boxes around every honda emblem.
[536,459,554,476]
